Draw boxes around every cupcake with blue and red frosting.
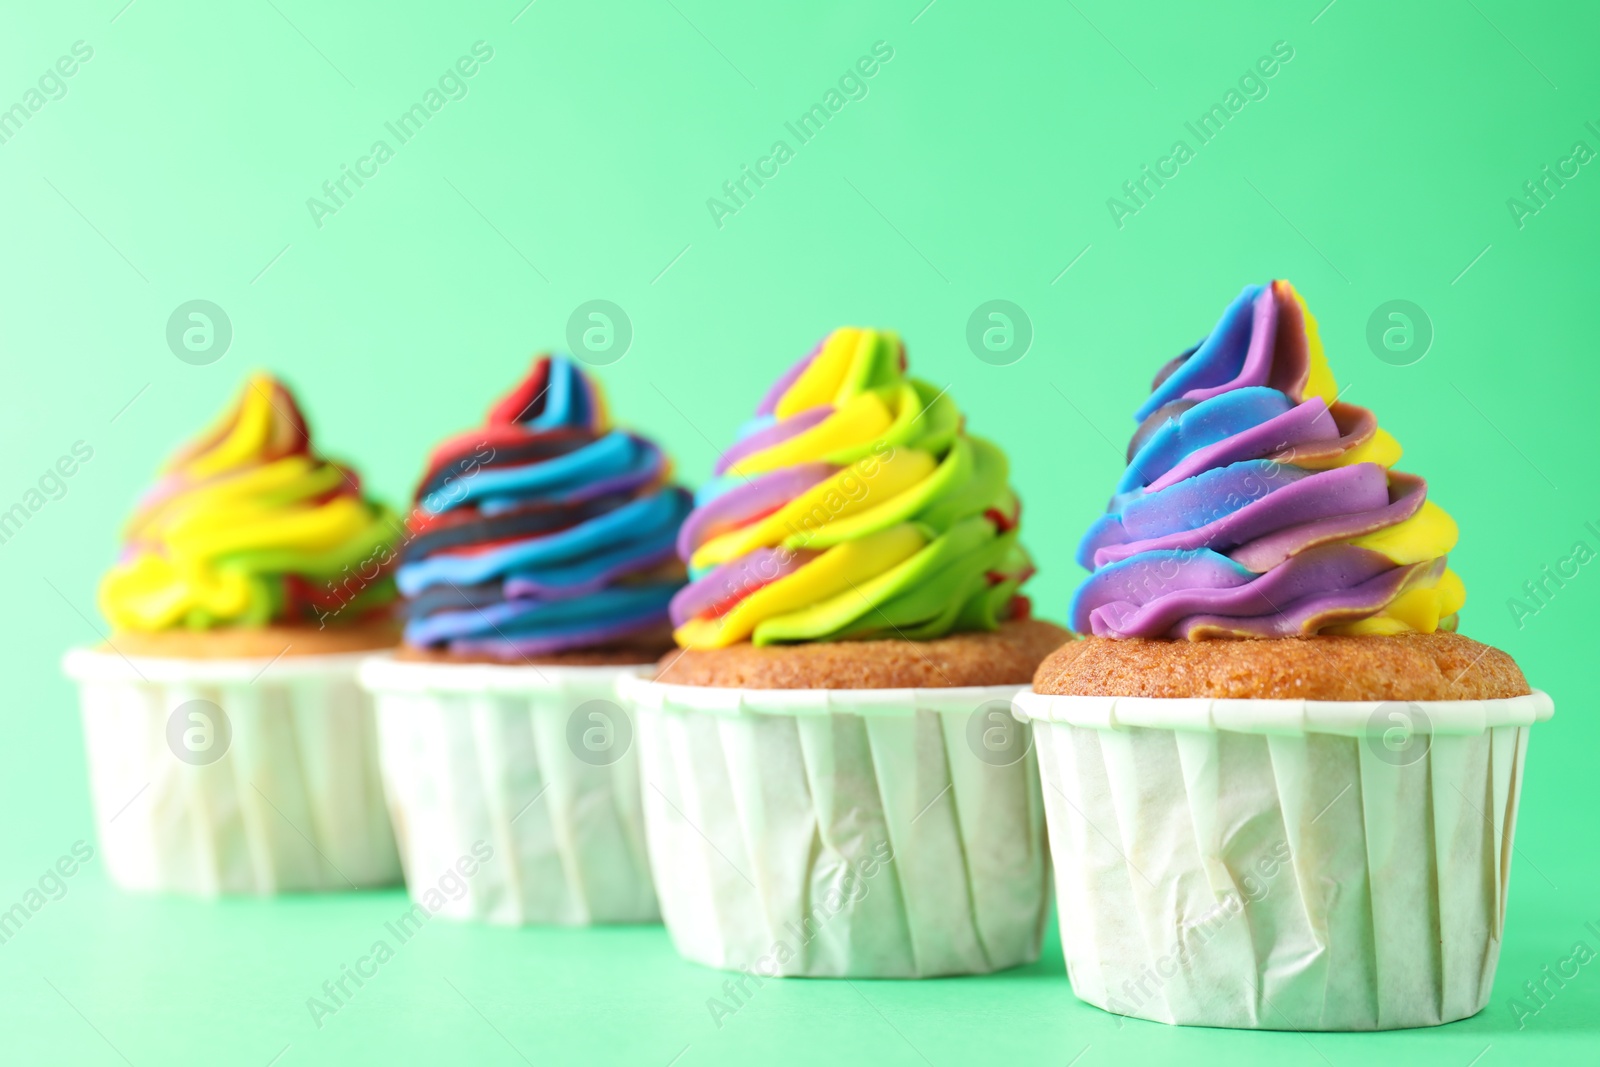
[394,356,689,662]
[1013,282,1552,1031]
[361,355,690,926]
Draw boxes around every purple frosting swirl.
[1070,281,1461,639]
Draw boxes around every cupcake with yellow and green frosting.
[63,374,402,895]
[623,327,1066,978]
[666,325,1059,673]
[99,372,401,652]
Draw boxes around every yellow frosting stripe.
[690,446,934,569]
[99,374,399,632]
[182,379,278,479]
[674,327,1034,650]
[792,437,973,548]
[1348,500,1458,565]
[775,328,862,418]
[1296,289,1340,408]
[674,524,927,648]
[729,390,895,476]
[835,380,958,460]
[753,516,1000,644]
[165,496,380,559]
[1327,566,1465,635]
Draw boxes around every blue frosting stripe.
[404,581,681,645]
[398,487,690,594]
[1116,388,1293,494]
[429,431,654,514]
[1134,284,1265,421]
[526,354,593,431]
[398,354,688,657]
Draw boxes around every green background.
[2,0,1595,1062]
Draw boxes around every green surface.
[2,0,1597,1063]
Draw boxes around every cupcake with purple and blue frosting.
[1014,281,1551,1031]
[360,355,690,925]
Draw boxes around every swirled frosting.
[670,327,1034,649]
[1071,280,1464,640]
[396,356,691,659]
[100,374,400,631]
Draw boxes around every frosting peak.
[396,355,690,658]
[100,374,399,632]
[671,327,1034,649]
[1071,281,1464,640]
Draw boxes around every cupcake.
[61,374,403,895]
[620,326,1068,978]
[1012,281,1553,1030]
[359,355,691,925]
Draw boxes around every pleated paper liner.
[620,677,1051,978]
[360,656,658,925]
[1011,688,1554,1030]
[62,648,400,895]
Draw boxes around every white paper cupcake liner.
[620,677,1051,978]
[360,656,658,925]
[1011,688,1555,1031]
[62,647,401,895]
